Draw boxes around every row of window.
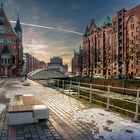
[1,57,16,64]
[1,58,10,64]
[0,18,5,25]
[0,38,13,44]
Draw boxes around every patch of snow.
[72,108,140,140]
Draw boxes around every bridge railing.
[45,79,140,122]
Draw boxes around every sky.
[2,0,140,71]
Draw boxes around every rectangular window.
[5,58,7,64]
[8,59,10,64]
[1,58,3,64]
[0,18,5,25]
[0,38,4,43]
[0,28,5,34]
[131,24,134,30]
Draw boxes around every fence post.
[69,81,72,96]
[54,80,56,89]
[62,80,64,93]
[57,79,59,90]
[106,85,111,111]
[77,82,80,98]
[134,89,139,122]
[53,80,55,88]
[89,84,92,103]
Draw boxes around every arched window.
[1,58,3,64]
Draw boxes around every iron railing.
[45,79,140,122]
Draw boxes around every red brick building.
[0,3,23,77]
[23,53,47,73]
[81,5,140,79]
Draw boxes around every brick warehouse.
[0,3,23,77]
[73,5,140,79]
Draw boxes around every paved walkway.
[0,79,94,140]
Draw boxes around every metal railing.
[45,79,140,122]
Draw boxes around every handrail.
[53,79,138,92]
[45,79,140,121]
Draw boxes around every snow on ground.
[101,91,137,102]
[1,79,140,140]
[73,108,140,140]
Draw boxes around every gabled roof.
[0,3,17,36]
[103,16,112,26]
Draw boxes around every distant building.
[71,45,82,76]
[81,5,140,78]
[39,61,47,69]
[23,53,47,73]
[0,3,24,77]
[47,56,68,73]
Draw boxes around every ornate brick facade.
[0,4,23,77]
[81,5,140,79]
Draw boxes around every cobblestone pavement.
[0,79,95,140]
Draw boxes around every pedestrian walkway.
[0,79,140,140]
[0,79,94,140]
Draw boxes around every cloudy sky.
[2,0,140,70]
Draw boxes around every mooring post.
[89,84,92,103]
[134,89,139,122]
[106,85,111,111]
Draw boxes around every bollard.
[134,89,139,122]
[69,81,72,96]
[106,85,111,111]
[89,84,92,103]
[77,82,80,98]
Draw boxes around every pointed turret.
[1,2,3,9]
[14,14,22,33]
[85,25,89,34]
[79,44,82,55]
[91,19,95,24]
[74,50,75,56]
[103,16,112,26]
[84,25,89,37]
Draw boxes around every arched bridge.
[28,68,68,80]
